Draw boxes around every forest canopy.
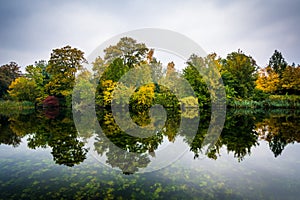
[1,37,300,109]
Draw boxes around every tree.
[281,65,300,94]
[45,46,87,105]
[149,57,163,82]
[183,53,226,106]
[73,69,96,112]
[269,50,287,77]
[130,83,155,109]
[256,66,280,93]
[0,62,21,98]
[103,37,148,67]
[101,80,117,107]
[93,37,149,81]
[182,62,209,107]
[95,37,156,108]
[25,60,49,101]
[92,56,106,80]
[8,77,38,102]
[95,58,129,106]
[26,60,49,87]
[166,61,175,77]
[100,57,129,83]
[221,50,258,99]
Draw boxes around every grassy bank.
[230,95,300,109]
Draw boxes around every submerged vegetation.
[230,95,300,108]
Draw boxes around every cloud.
[145,0,300,66]
[0,0,299,69]
[0,0,127,68]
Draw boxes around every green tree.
[269,50,287,77]
[92,56,106,80]
[183,56,209,106]
[25,60,50,102]
[100,58,129,82]
[103,37,148,67]
[0,62,21,98]
[183,53,227,106]
[221,50,258,99]
[73,69,96,111]
[92,36,146,80]
[45,46,87,105]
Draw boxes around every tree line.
[1,37,300,108]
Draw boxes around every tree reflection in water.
[0,108,299,173]
[0,108,87,167]
[255,110,300,157]
[94,107,181,174]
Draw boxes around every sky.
[1,0,300,71]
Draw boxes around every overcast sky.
[1,0,300,70]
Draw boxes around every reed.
[230,95,300,109]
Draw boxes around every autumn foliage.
[0,38,299,109]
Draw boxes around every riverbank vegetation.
[0,37,299,110]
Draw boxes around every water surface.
[0,108,299,199]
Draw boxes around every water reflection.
[0,108,299,173]
[0,115,21,147]
[0,109,87,167]
[255,110,300,157]
[92,107,177,174]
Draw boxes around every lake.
[0,107,300,199]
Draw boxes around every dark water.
[0,108,300,199]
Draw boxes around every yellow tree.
[281,65,300,93]
[101,80,117,107]
[256,66,280,93]
[131,83,155,107]
[8,77,38,102]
